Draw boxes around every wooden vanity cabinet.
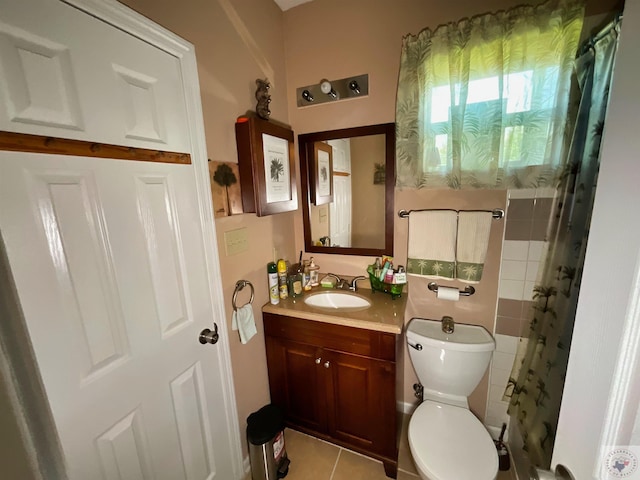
[263,313,400,478]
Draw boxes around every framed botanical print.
[310,141,333,205]
[235,115,297,216]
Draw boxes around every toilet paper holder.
[428,282,475,297]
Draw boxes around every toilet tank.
[406,318,495,403]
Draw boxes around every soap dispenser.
[308,257,320,287]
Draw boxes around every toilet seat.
[408,401,498,480]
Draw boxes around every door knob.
[315,357,322,364]
[323,361,330,369]
[199,324,219,345]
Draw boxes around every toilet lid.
[408,401,498,480]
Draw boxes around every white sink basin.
[304,291,371,310]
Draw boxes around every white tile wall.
[485,338,520,430]
[499,240,548,301]
[507,188,537,199]
[526,261,540,282]
[528,241,547,262]
[499,279,524,300]
[501,260,527,280]
[489,189,556,431]
[535,187,557,199]
[502,240,530,261]
[495,334,519,353]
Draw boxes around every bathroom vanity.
[262,288,406,478]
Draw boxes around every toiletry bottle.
[379,260,391,281]
[267,262,279,305]
[277,259,288,299]
[374,257,382,278]
[393,265,407,284]
[303,260,312,291]
[384,266,394,283]
[288,270,303,298]
[308,257,319,286]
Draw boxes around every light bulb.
[320,80,332,95]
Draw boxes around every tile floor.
[246,415,516,480]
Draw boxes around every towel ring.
[232,280,254,311]
[428,282,475,297]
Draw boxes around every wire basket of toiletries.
[367,262,405,299]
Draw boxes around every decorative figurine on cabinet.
[255,78,271,120]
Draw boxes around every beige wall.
[284,0,526,276]
[119,0,622,457]
[395,189,507,417]
[121,0,296,458]
[350,135,385,249]
[283,0,520,415]
[283,0,620,415]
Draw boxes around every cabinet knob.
[323,361,330,369]
[315,357,322,364]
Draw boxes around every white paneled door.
[0,0,240,479]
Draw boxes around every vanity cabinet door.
[263,313,399,478]
[324,349,396,459]
[264,336,327,433]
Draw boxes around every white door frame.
[552,1,640,478]
[0,0,243,478]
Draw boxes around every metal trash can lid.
[247,404,285,445]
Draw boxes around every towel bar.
[428,282,475,297]
[398,208,504,219]
[232,280,254,311]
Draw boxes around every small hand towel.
[231,304,257,344]
[406,210,457,279]
[456,211,492,283]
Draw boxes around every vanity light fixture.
[320,79,337,98]
[296,74,369,107]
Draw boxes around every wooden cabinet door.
[324,349,396,458]
[265,336,326,433]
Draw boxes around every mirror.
[299,123,395,256]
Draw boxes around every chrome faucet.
[349,276,367,292]
[326,274,367,292]
[326,273,348,290]
[442,316,455,334]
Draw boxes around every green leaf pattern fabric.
[504,23,620,469]
[395,1,584,190]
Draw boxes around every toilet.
[406,317,499,480]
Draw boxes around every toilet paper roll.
[436,286,460,301]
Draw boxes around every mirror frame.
[299,122,395,257]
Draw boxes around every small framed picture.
[235,115,297,216]
[208,160,243,217]
[310,141,333,205]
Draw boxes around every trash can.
[247,404,290,480]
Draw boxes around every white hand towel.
[456,211,492,283]
[406,210,457,279]
[231,304,257,344]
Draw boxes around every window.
[395,1,584,189]
[426,68,561,173]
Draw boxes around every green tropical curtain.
[504,19,621,468]
[395,1,584,189]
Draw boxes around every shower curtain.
[504,18,621,469]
